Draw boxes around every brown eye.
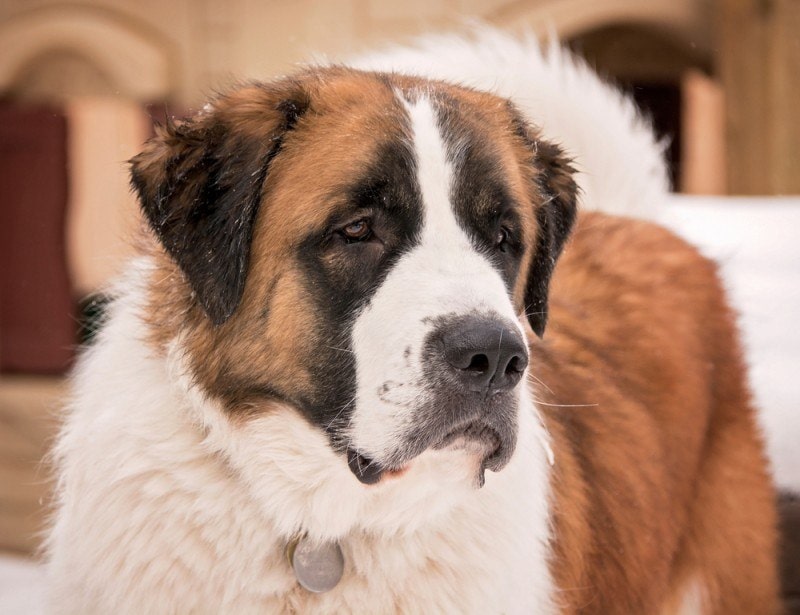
[494,226,510,252]
[340,219,372,242]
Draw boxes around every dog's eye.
[340,218,372,243]
[494,226,510,252]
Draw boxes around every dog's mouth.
[435,421,504,487]
[346,421,504,488]
[346,449,408,485]
[434,421,501,455]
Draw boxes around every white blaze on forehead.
[348,93,524,462]
[400,94,499,286]
[404,96,457,243]
[394,93,518,318]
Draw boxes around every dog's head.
[132,68,576,489]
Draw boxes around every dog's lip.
[435,421,506,487]
[435,421,501,454]
[346,449,408,485]
[347,448,382,484]
[346,422,505,487]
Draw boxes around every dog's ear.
[510,109,578,337]
[130,84,310,325]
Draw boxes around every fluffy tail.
[350,27,670,219]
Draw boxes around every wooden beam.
[714,0,800,194]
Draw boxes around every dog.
[46,33,779,614]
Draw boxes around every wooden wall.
[715,0,800,194]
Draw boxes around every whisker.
[527,372,554,394]
[326,345,354,354]
[522,304,547,317]
[324,395,358,431]
[532,397,599,409]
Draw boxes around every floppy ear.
[130,85,309,325]
[511,112,578,337]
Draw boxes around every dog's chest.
[263,521,551,614]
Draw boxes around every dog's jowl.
[47,55,779,614]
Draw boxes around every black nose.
[440,317,528,394]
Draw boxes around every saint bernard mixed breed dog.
[46,31,779,614]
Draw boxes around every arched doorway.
[486,0,721,194]
[0,7,173,372]
[568,23,716,192]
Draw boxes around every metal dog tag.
[288,537,344,593]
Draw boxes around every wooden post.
[681,70,727,194]
[714,0,800,194]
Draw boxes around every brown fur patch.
[536,212,779,613]
[140,69,410,413]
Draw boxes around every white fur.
[663,577,707,615]
[47,28,670,614]
[350,94,528,464]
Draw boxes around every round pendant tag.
[289,537,344,593]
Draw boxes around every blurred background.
[0,0,798,609]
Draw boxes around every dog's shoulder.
[547,210,729,367]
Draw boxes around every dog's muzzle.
[347,314,527,487]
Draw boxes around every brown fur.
[140,71,410,409]
[537,212,780,613]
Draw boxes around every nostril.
[466,354,490,373]
[505,355,528,376]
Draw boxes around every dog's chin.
[433,423,507,488]
[346,422,510,489]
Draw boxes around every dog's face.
[132,68,576,488]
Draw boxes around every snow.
[0,554,44,615]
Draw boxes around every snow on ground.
[0,554,44,615]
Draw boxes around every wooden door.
[0,104,75,373]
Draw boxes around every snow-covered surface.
[665,195,800,493]
[0,554,44,615]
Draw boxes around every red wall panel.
[0,104,75,373]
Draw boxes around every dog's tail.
[350,27,670,220]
